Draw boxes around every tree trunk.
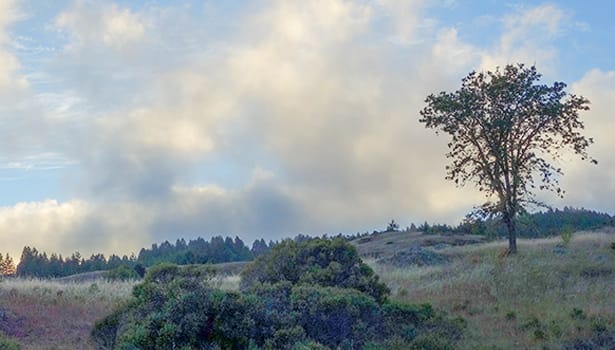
[504,214,517,254]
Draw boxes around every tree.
[420,64,596,253]
[386,220,400,232]
[0,253,16,276]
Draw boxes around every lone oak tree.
[420,64,596,253]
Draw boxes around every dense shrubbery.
[0,335,20,350]
[93,238,463,349]
[240,238,389,303]
[104,264,141,281]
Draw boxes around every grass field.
[0,231,613,349]
[0,278,135,349]
[370,231,615,349]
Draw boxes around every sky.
[0,0,614,260]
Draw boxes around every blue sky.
[0,0,614,259]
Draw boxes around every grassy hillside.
[369,231,615,349]
[351,230,486,258]
[0,231,612,349]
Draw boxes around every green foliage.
[0,335,20,350]
[291,285,381,348]
[94,239,463,349]
[560,226,574,248]
[92,305,124,349]
[521,315,548,340]
[105,265,139,281]
[590,315,609,333]
[410,333,455,350]
[570,308,586,320]
[241,237,390,303]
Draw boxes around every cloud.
[480,4,566,74]
[0,0,26,90]
[2,1,612,260]
[55,2,145,50]
[375,0,431,45]
[560,69,615,212]
[0,177,304,261]
[0,0,63,169]
[0,200,90,260]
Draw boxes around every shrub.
[410,333,455,350]
[0,335,20,350]
[241,237,389,303]
[133,263,146,278]
[93,240,462,349]
[291,285,381,348]
[570,308,586,320]
[560,226,574,248]
[105,265,139,281]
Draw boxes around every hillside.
[0,230,613,349]
[350,230,486,258]
[370,230,615,349]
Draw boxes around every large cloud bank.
[0,1,611,259]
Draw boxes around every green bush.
[105,265,139,281]
[0,336,20,350]
[93,240,463,349]
[291,285,381,348]
[410,333,455,350]
[560,226,574,248]
[241,237,389,303]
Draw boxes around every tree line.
[420,207,614,238]
[14,236,277,278]
[8,207,613,278]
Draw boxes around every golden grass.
[372,232,615,349]
[0,278,135,350]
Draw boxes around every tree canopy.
[420,64,596,253]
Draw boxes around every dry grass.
[0,278,135,350]
[352,230,486,258]
[0,273,241,349]
[372,231,615,349]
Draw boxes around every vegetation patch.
[372,232,615,349]
[240,238,390,303]
[93,238,463,349]
[377,247,448,267]
[0,334,20,350]
[564,331,615,349]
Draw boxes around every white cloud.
[56,2,145,50]
[376,0,428,44]
[480,4,566,73]
[0,0,18,43]
[0,200,89,259]
[0,0,26,90]
[559,69,615,211]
